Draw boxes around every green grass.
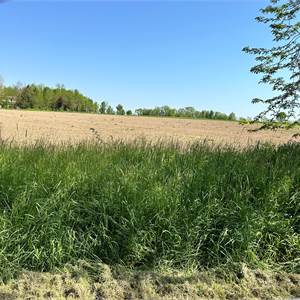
[0,140,299,279]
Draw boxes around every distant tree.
[15,85,34,109]
[184,107,196,118]
[160,105,176,117]
[0,82,98,112]
[134,106,236,120]
[53,96,67,111]
[116,104,125,115]
[106,105,115,115]
[135,108,143,116]
[276,111,287,122]
[99,101,108,114]
[228,112,237,121]
[208,110,215,119]
[126,110,133,115]
[243,0,300,128]
[214,112,228,120]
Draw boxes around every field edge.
[0,262,299,300]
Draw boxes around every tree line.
[0,82,237,121]
[134,106,237,120]
[99,102,237,120]
[0,83,98,112]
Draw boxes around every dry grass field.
[0,109,299,146]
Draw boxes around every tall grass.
[0,140,299,278]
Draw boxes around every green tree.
[228,112,237,121]
[116,104,125,115]
[99,101,108,114]
[183,107,196,118]
[0,82,98,112]
[126,110,133,115]
[208,110,215,119]
[55,97,65,110]
[135,108,143,116]
[106,105,115,115]
[243,0,300,127]
[15,85,34,109]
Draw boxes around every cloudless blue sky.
[0,0,273,117]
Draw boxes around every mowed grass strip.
[0,140,299,278]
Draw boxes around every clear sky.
[0,0,273,117]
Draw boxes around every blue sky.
[0,0,273,117]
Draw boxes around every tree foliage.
[106,105,115,115]
[99,101,108,114]
[135,106,236,121]
[243,0,300,128]
[116,104,125,115]
[0,83,98,112]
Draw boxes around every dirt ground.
[0,110,299,146]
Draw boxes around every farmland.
[0,110,299,299]
[0,109,299,146]
[1,0,299,297]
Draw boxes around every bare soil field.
[0,109,299,146]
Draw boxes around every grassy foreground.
[0,140,299,298]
